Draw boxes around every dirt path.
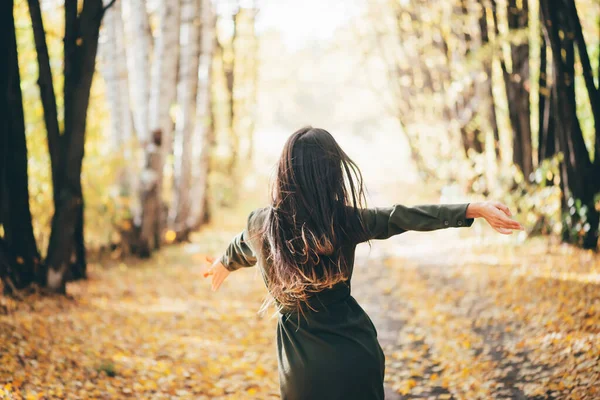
[1,226,599,399]
[354,230,600,399]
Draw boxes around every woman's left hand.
[201,256,231,291]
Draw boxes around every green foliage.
[96,361,117,377]
[15,0,130,253]
[562,196,599,246]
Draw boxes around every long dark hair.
[260,127,368,312]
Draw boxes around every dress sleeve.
[218,209,260,271]
[358,203,474,242]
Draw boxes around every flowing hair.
[259,127,369,314]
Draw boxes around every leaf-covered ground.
[1,224,599,399]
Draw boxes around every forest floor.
[1,214,599,399]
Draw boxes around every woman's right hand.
[201,256,231,291]
[466,201,525,234]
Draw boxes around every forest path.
[355,230,599,399]
[1,225,599,399]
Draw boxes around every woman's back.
[205,127,523,400]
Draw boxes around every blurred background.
[2,0,600,398]
[2,0,600,291]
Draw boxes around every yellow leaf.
[165,230,177,243]
[16,256,24,264]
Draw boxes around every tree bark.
[224,7,240,176]
[149,0,180,141]
[26,0,61,206]
[541,0,599,249]
[172,0,202,240]
[565,0,600,167]
[538,30,555,162]
[149,0,181,209]
[45,0,106,292]
[128,0,164,256]
[477,0,500,160]
[0,0,42,291]
[190,0,216,229]
[457,0,485,156]
[501,0,533,178]
[137,130,163,257]
[127,0,152,142]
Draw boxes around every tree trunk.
[224,7,240,176]
[538,30,555,163]
[541,0,599,249]
[127,0,152,142]
[26,0,61,206]
[0,0,41,291]
[457,0,485,156]
[45,0,106,292]
[190,0,216,229]
[565,0,600,168]
[136,130,163,257]
[146,0,181,244]
[101,3,123,152]
[502,0,533,178]
[100,0,135,198]
[151,0,180,176]
[477,0,500,160]
[172,0,202,240]
[131,0,164,257]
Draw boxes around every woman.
[203,127,523,400]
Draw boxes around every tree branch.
[102,0,117,15]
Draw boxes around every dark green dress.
[219,203,474,400]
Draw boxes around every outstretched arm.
[202,209,261,291]
[358,201,522,242]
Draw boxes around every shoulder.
[247,206,271,232]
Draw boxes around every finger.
[494,202,512,217]
[212,272,225,291]
[493,226,513,235]
[206,255,215,264]
[501,218,524,230]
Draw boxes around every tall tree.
[0,0,41,291]
[476,0,501,159]
[128,0,161,257]
[223,5,240,177]
[190,0,217,229]
[172,0,202,240]
[149,0,181,242]
[45,0,110,290]
[497,0,533,178]
[101,0,134,192]
[537,26,555,163]
[540,0,600,249]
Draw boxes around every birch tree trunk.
[149,0,180,239]
[149,0,180,182]
[171,0,202,240]
[127,0,151,142]
[101,3,124,152]
[224,7,239,177]
[190,0,216,229]
[126,0,163,256]
[103,0,136,199]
